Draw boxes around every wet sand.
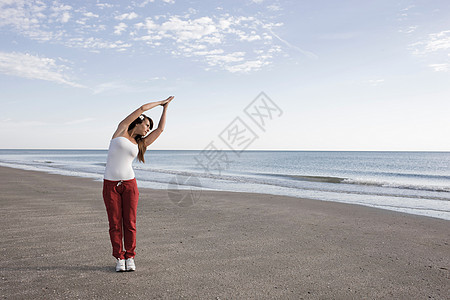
[0,166,448,299]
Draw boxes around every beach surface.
[0,166,448,299]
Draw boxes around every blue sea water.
[0,149,449,220]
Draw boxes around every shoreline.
[1,166,449,299]
[1,161,449,221]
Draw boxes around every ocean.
[0,149,449,220]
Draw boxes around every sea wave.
[262,173,346,183]
[257,172,450,193]
[33,160,54,164]
[134,168,450,201]
[343,178,450,193]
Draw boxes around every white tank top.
[104,137,139,181]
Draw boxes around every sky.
[0,0,449,151]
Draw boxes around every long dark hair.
[128,114,154,163]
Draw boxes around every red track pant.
[103,178,139,259]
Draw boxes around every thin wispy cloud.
[398,26,418,34]
[92,79,173,95]
[0,52,84,87]
[96,3,115,9]
[397,5,416,21]
[398,4,450,73]
[84,12,99,18]
[423,30,450,52]
[115,12,139,21]
[367,79,385,86]
[64,118,95,125]
[92,81,132,94]
[0,119,48,128]
[429,63,449,72]
[267,4,282,12]
[254,18,318,59]
[114,22,128,35]
[410,29,450,72]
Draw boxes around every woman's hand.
[161,96,174,106]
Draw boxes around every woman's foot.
[126,258,136,271]
[115,259,126,272]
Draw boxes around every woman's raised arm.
[112,96,174,138]
[143,98,172,147]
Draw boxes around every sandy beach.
[0,166,448,299]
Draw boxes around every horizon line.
[0,148,449,152]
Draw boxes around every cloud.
[147,76,167,80]
[50,2,72,23]
[60,11,71,23]
[0,2,298,73]
[96,3,115,9]
[367,79,385,86]
[65,118,95,125]
[224,59,269,73]
[67,37,132,51]
[133,14,293,72]
[157,16,219,42]
[207,51,245,63]
[84,12,99,18]
[256,19,318,59]
[429,63,449,72]
[0,0,71,41]
[114,22,128,35]
[267,4,282,12]
[398,26,417,34]
[397,5,415,21]
[0,52,84,88]
[137,0,175,6]
[137,0,155,7]
[0,119,48,129]
[410,30,450,72]
[115,12,138,21]
[318,32,359,40]
[92,81,131,94]
[423,30,450,52]
[410,30,450,55]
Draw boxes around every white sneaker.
[126,258,136,271]
[115,259,126,272]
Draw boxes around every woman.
[103,96,174,272]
